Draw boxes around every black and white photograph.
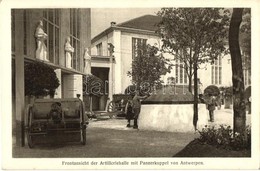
[1,0,260,170]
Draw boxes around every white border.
[1,0,260,170]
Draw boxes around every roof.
[117,15,162,32]
[91,15,162,44]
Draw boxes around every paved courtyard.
[12,108,251,158]
[208,108,251,127]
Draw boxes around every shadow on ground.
[174,139,251,157]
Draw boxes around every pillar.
[54,69,62,98]
[59,9,70,67]
[63,74,83,100]
[15,10,25,146]
[27,9,43,59]
[113,30,122,94]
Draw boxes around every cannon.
[25,98,88,148]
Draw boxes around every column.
[113,30,122,93]
[54,69,62,98]
[108,63,113,100]
[63,74,83,100]
[59,9,70,67]
[28,9,43,59]
[15,10,25,146]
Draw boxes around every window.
[211,57,222,85]
[175,64,178,84]
[219,67,222,84]
[132,37,147,58]
[23,10,27,55]
[70,9,81,70]
[11,10,28,55]
[215,66,218,84]
[96,43,103,56]
[175,59,187,85]
[211,66,214,84]
[11,11,15,53]
[184,68,187,84]
[43,9,60,64]
[180,64,183,84]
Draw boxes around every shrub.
[198,125,251,150]
[25,61,60,97]
[204,85,220,96]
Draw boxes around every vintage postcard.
[1,0,260,170]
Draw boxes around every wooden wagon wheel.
[81,128,86,145]
[80,101,87,145]
[107,101,116,113]
[26,105,34,148]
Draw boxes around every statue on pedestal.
[35,20,48,61]
[83,48,91,74]
[65,37,74,68]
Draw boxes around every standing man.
[132,90,147,129]
[207,95,217,122]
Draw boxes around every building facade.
[91,15,251,96]
[12,9,91,146]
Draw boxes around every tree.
[228,8,246,135]
[157,8,229,129]
[24,61,60,97]
[240,9,251,66]
[127,44,172,94]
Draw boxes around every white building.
[91,15,250,98]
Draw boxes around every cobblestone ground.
[207,108,251,127]
[12,108,251,158]
[12,118,198,158]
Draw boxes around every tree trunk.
[188,75,192,92]
[188,62,193,92]
[229,8,246,134]
[193,62,198,130]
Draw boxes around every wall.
[138,104,208,132]
[91,28,234,95]
[91,31,113,56]
[198,54,232,90]
[120,32,160,93]
[63,74,83,100]
[221,54,232,87]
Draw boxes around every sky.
[91,8,161,38]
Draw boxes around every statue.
[65,37,74,68]
[83,48,91,74]
[35,20,48,61]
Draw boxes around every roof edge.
[91,25,158,44]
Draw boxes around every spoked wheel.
[107,101,116,112]
[108,101,117,118]
[107,101,117,118]
[25,105,34,148]
[81,129,86,145]
[27,133,34,148]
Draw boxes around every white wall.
[120,32,161,93]
[91,32,113,56]
[198,54,232,90]
[91,29,234,95]
[113,30,122,94]
[54,69,62,98]
[138,104,208,132]
[63,74,83,100]
[221,54,232,87]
